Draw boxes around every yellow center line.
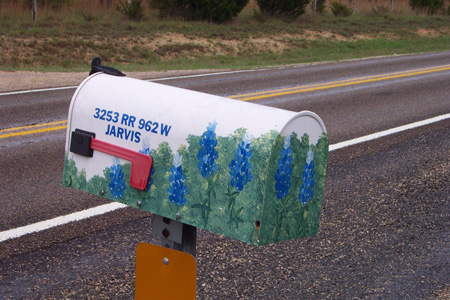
[229,69,410,99]
[0,120,68,139]
[232,64,450,101]
[0,125,68,139]
[2,64,449,139]
[0,120,67,133]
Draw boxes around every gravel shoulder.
[0,71,88,92]
[1,122,449,299]
[0,69,221,93]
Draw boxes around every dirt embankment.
[2,27,448,74]
[1,27,448,92]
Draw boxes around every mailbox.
[63,72,328,246]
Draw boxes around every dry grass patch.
[416,28,450,37]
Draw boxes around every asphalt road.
[0,51,449,299]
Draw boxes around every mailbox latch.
[70,129,152,191]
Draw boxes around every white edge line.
[0,202,126,243]
[150,68,268,82]
[0,69,267,97]
[1,113,449,243]
[329,113,450,151]
[0,86,79,96]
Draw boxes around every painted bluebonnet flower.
[229,133,253,191]
[274,135,293,200]
[167,152,188,206]
[109,157,126,199]
[299,149,315,205]
[197,121,219,178]
[139,142,155,192]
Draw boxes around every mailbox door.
[258,111,329,245]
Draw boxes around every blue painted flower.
[109,157,126,199]
[197,121,219,178]
[274,135,293,200]
[229,133,253,192]
[299,149,315,205]
[167,152,188,206]
[139,142,155,192]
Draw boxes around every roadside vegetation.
[0,0,449,72]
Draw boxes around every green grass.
[1,9,450,72]
[141,36,450,71]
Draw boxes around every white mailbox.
[63,72,329,246]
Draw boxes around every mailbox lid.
[65,73,297,153]
[63,73,328,246]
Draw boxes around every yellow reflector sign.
[135,243,197,300]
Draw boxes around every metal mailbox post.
[63,72,329,298]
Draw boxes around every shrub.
[253,8,267,22]
[330,1,352,17]
[372,5,390,17]
[184,0,249,23]
[21,0,75,10]
[257,0,310,19]
[149,0,248,23]
[81,11,98,22]
[116,0,144,21]
[311,0,327,15]
[147,0,184,19]
[48,0,74,9]
[409,0,444,14]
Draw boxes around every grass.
[1,2,450,72]
[152,36,450,70]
